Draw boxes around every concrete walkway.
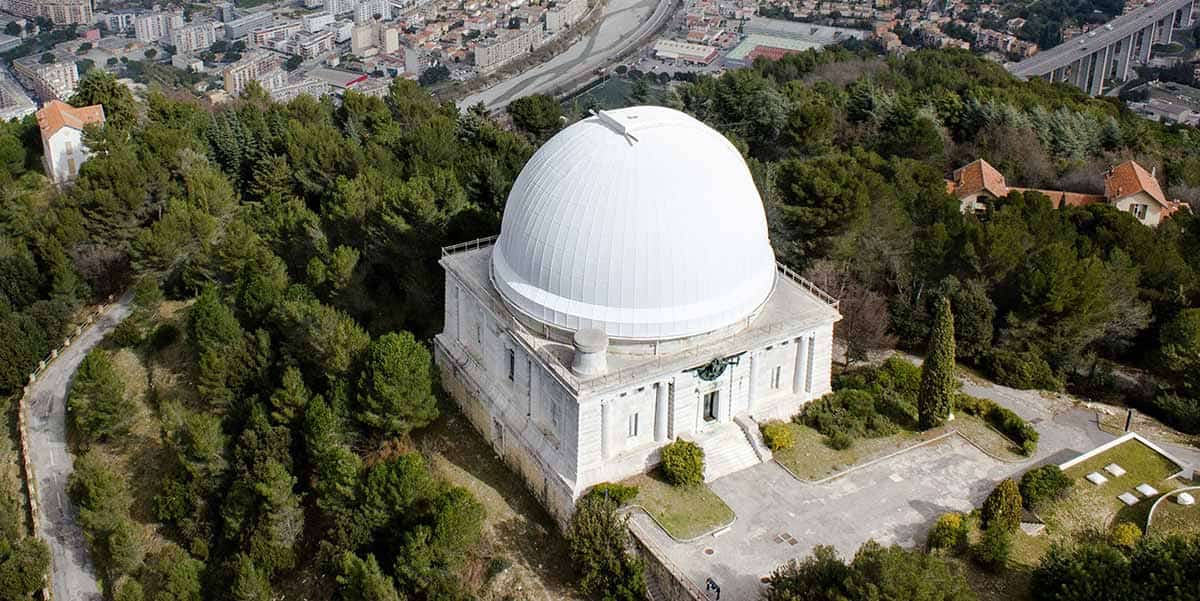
[633,376,1200,600]
[24,296,132,601]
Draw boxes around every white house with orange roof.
[36,99,105,185]
[948,158,1188,227]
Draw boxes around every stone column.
[1072,56,1089,90]
[1090,45,1111,95]
[792,337,806,394]
[1051,65,1066,82]
[601,401,612,459]
[1140,25,1155,62]
[1114,35,1134,81]
[746,352,758,411]
[654,383,668,443]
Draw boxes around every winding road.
[460,0,676,111]
[24,295,132,601]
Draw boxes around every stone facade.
[435,243,839,526]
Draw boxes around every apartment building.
[135,9,183,44]
[223,50,286,95]
[171,20,218,54]
[473,26,538,69]
[13,57,78,100]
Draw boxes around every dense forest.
[2,44,1200,600]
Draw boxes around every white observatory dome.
[491,106,777,341]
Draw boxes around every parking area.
[632,434,1029,600]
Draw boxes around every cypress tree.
[918,296,956,429]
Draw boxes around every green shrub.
[973,522,1013,571]
[659,440,704,487]
[760,421,795,451]
[827,430,853,450]
[108,320,143,348]
[832,357,920,428]
[1109,522,1141,550]
[955,394,1039,456]
[927,512,968,552]
[149,323,180,351]
[565,494,647,600]
[981,479,1023,532]
[1147,393,1200,435]
[802,389,898,441]
[982,350,1062,391]
[585,482,639,505]
[1019,465,1072,509]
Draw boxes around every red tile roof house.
[36,99,105,185]
[947,158,1189,227]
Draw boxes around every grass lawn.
[952,413,1025,460]
[1147,491,1200,537]
[623,471,734,541]
[1040,439,1182,540]
[414,405,585,601]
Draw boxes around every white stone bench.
[1104,463,1126,477]
[1118,492,1139,506]
[1136,483,1159,497]
[1086,472,1108,485]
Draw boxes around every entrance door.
[703,391,719,422]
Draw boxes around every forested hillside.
[1,45,1199,600]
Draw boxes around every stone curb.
[622,502,737,544]
[1145,485,1200,534]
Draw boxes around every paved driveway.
[632,435,1021,600]
[634,375,1200,601]
[24,296,131,601]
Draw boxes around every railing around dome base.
[441,235,499,258]
[777,262,840,311]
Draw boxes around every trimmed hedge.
[760,420,795,451]
[956,394,1039,456]
[1019,465,1072,509]
[585,482,639,505]
[659,440,704,487]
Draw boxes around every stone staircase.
[697,421,763,482]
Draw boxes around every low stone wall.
[629,520,706,601]
[16,295,115,601]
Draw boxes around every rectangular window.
[703,391,719,422]
[627,413,639,438]
[67,158,76,174]
[65,140,74,153]
[549,394,561,431]
[506,348,515,381]
[771,366,782,389]
[1132,204,1148,220]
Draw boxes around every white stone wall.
[438,265,838,522]
[43,126,87,184]
[1113,191,1163,226]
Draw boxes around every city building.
[354,0,387,24]
[222,50,286,95]
[99,8,140,32]
[948,158,1189,227]
[545,0,586,32]
[250,21,303,48]
[135,9,183,44]
[13,57,78,100]
[473,26,538,70]
[350,22,376,54]
[0,74,37,121]
[224,11,273,40]
[652,38,719,64]
[303,11,335,32]
[269,76,329,102]
[7,0,94,25]
[435,107,841,523]
[36,99,104,184]
[283,30,336,58]
[324,0,355,15]
[214,1,237,22]
[171,20,218,54]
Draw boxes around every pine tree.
[918,296,956,429]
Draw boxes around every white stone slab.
[1118,492,1140,506]
[1104,463,1126,477]
[1136,483,1159,497]
[1086,472,1108,485]
[1177,492,1195,506]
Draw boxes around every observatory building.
[434,106,841,523]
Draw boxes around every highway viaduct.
[1008,0,1196,95]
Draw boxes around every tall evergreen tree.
[918,296,956,429]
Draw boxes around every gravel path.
[24,295,132,601]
